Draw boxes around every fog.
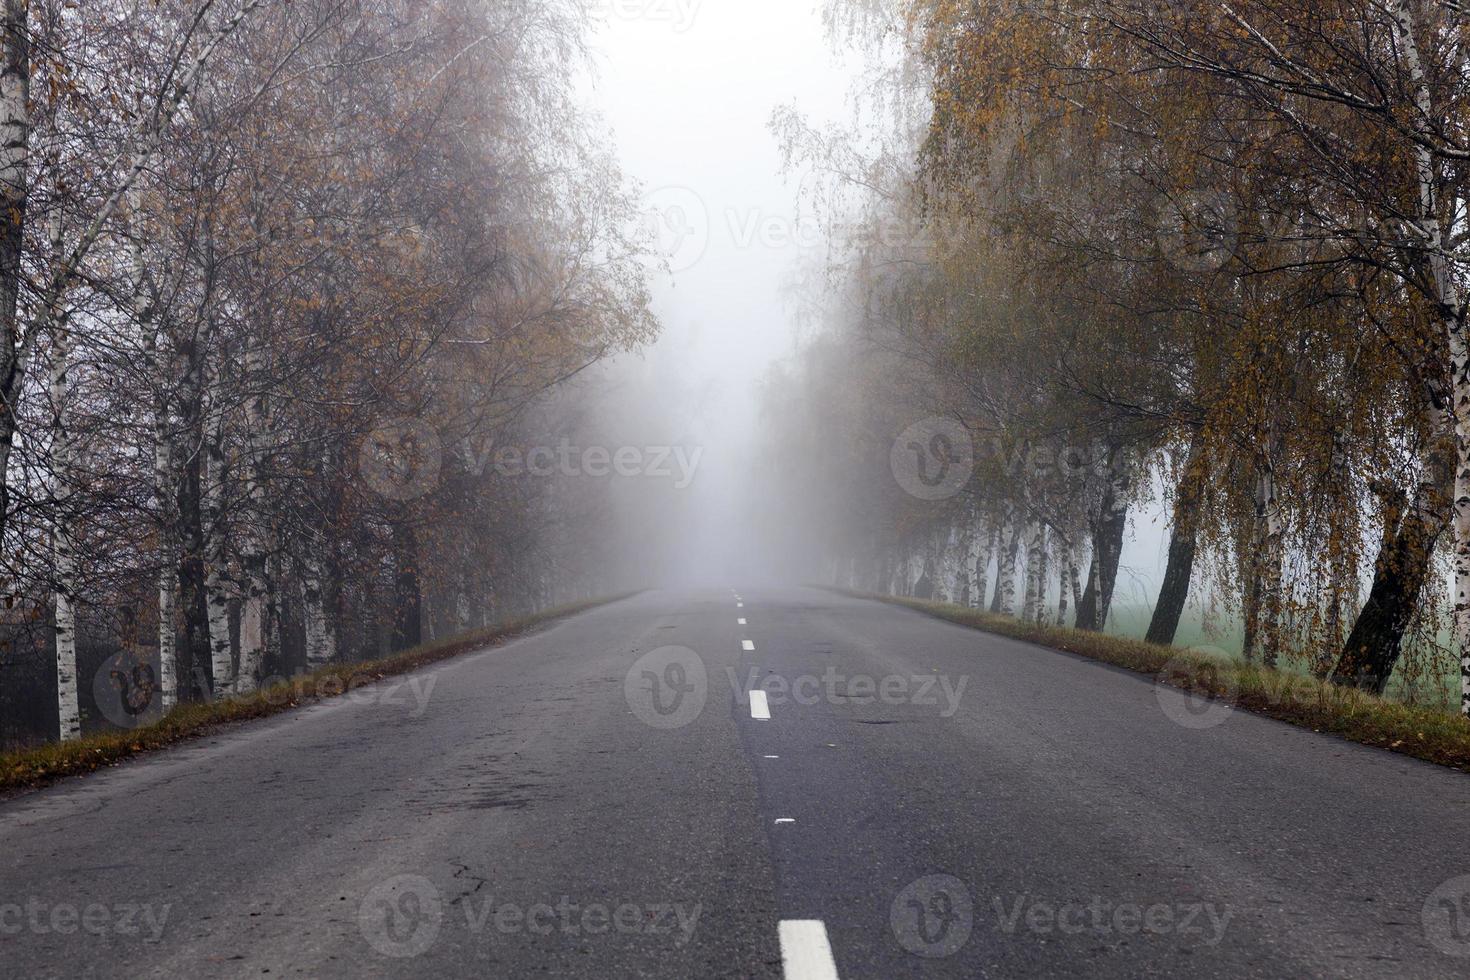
[574,0,853,588]
[572,3,1174,604]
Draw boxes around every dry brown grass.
[0,596,630,794]
[847,591,1470,773]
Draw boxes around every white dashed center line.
[738,618,747,625]
[749,690,771,720]
[779,920,839,980]
[742,640,755,652]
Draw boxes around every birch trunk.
[1147,433,1206,646]
[155,412,178,710]
[1392,0,1470,713]
[267,548,284,669]
[994,513,1021,616]
[1333,417,1450,693]
[1022,519,1045,624]
[1058,537,1078,626]
[300,545,335,669]
[913,549,935,600]
[1255,449,1285,669]
[923,531,945,601]
[1037,528,1050,624]
[973,513,997,610]
[53,542,79,740]
[0,1,28,543]
[392,514,422,652]
[944,524,967,603]
[959,515,983,607]
[1071,544,1084,616]
[1320,426,1359,674]
[203,398,232,696]
[1454,394,1470,713]
[127,181,180,709]
[175,337,211,700]
[1076,441,1131,632]
[235,324,273,693]
[50,319,79,741]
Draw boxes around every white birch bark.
[1253,441,1285,669]
[1070,542,1085,620]
[301,452,337,672]
[1058,537,1076,626]
[154,417,178,710]
[50,316,79,741]
[235,328,273,694]
[300,547,334,670]
[1393,0,1470,714]
[41,202,81,741]
[203,396,233,696]
[958,515,982,607]
[927,529,948,601]
[1324,426,1358,653]
[940,525,962,602]
[1036,526,1051,624]
[267,549,284,670]
[996,515,1020,617]
[1022,519,1046,624]
[972,512,996,610]
[0,0,29,542]
[127,184,180,711]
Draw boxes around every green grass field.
[1104,603,1462,712]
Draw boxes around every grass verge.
[0,595,631,794]
[842,590,1470,773]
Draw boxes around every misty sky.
[576,0,852,584]
[577,0,1175,608]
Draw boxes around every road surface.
[3,588,1469,978]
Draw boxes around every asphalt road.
[3,587,1470,978]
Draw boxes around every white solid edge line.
[779,920,840,980]
[749,690,771,720]
[742,640,756,651]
